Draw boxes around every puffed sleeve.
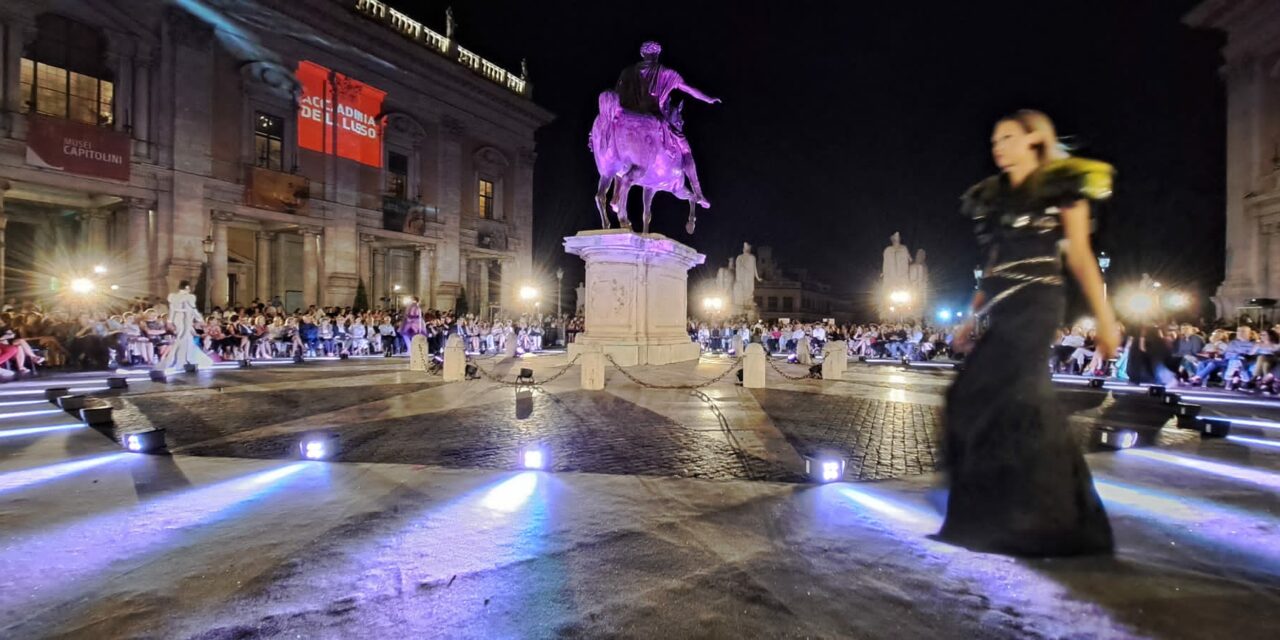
[1032,157,1115,207]
[960,175,1001,254]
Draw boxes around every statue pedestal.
[565,230,705,366]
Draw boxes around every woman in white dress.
[154,281,213,370]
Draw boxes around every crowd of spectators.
[688,320,952,361]
[0,294,583,379]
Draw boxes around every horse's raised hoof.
[685,220,696,234]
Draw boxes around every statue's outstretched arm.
[678,82,720,105]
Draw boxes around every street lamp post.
[556,267,564,317]
[1098,252,1111,297]
[393,284,402,312]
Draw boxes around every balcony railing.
[354,0,528,96]
[477,231,508,251]
[383,196,440,234]
[245,165,310,213]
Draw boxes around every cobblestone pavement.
[94,358,1188,484]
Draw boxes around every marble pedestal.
[565,230,705,366]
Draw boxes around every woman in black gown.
[941,110,1120,556]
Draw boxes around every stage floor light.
[520,445,547,470]
[123,429,167,454]
[806,455,845,483]
[299,434,337,460]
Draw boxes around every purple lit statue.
[590,41,720,235]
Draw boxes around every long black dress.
[939,157,1115,556]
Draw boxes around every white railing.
[353,0,527,96]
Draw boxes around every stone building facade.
[0,0,551,314]
[1186,0,1280,318]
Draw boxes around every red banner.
[25,115,131,181]
[297,60,385,168]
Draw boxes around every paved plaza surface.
[1,356,1279,638]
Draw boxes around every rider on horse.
[613,41,719,208]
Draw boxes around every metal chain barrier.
[605,354,743,390]
[766,355,817,381]
[470,354,582,388]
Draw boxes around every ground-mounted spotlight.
[293,353,305,364]
[515,387,534,419]
[122,428,167,454]
[736,369,744,383]
[1148,385,1166,398]
[79,402,113,426]
[44,387,70,403]
[805,454,846,483]
[237,359,251,369]
[107,376,129,389]
[1198,417,1231,438]
[465,364,479,380]
[58,395,87,411]
[517,368,535,384]
[1161,392,1182,406]
[299,433,337,460]
[809,364,823,379]
[1174,403,1201,418]
[1094,426,1140,450]
[858,355,868,362]
[1176,414,1201,430]
[900,355,911,366]
[183,363,198,374]
[149,370,168,383]
[340,352,349,360]
[1088,378,1105,389]
[520,444,548,470]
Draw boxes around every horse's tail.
[590,91,620,168]
[598,90,621,118]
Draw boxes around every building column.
[209,212,233,308]
[359,234,375,307]
[256,231,274,303]
[372,247,387,310]
[478,259,491,318]
[300,225,322,309]
[501,257,516,316]
[415,244,431,308]
[132,56,153,158]
[0,180,8,302]
[427,245,438,310]
[85,210,111,261]
[273,232,288,306]
[126,198,152,297]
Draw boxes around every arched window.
[18,15,114,126]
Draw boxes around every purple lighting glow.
[0,453,127,493]
[0,423,85,438]
[1227,435,1280,450]
[1122,449,1280,490]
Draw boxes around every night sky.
[406,0,1225,317]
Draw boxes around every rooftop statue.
[590,41,719,235]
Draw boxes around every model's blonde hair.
[999,109,1069,164]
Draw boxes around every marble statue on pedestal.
[908,248,929,314]
[590,41,720,235]
[881,232,912,317]
[733,242,761,316]
[716,258,735,306]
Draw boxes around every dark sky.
[407,0,1225,316]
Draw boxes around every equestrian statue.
[589,41,719,235]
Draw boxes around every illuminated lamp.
[520,445,547,470]
[123,428,167,454]
[1094,426,1140,450]
[299,434,336,460]
[1197,417,1231,439]
[806,454,846,483]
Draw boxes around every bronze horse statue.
[589,90,701,235]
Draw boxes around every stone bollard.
[443,334,466,381]
[822,341,847,380]
[744,343,766,389]
[580,345,605,390]
[797,340,813,365]
[731,334,744,357]
[408,334,430,372]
